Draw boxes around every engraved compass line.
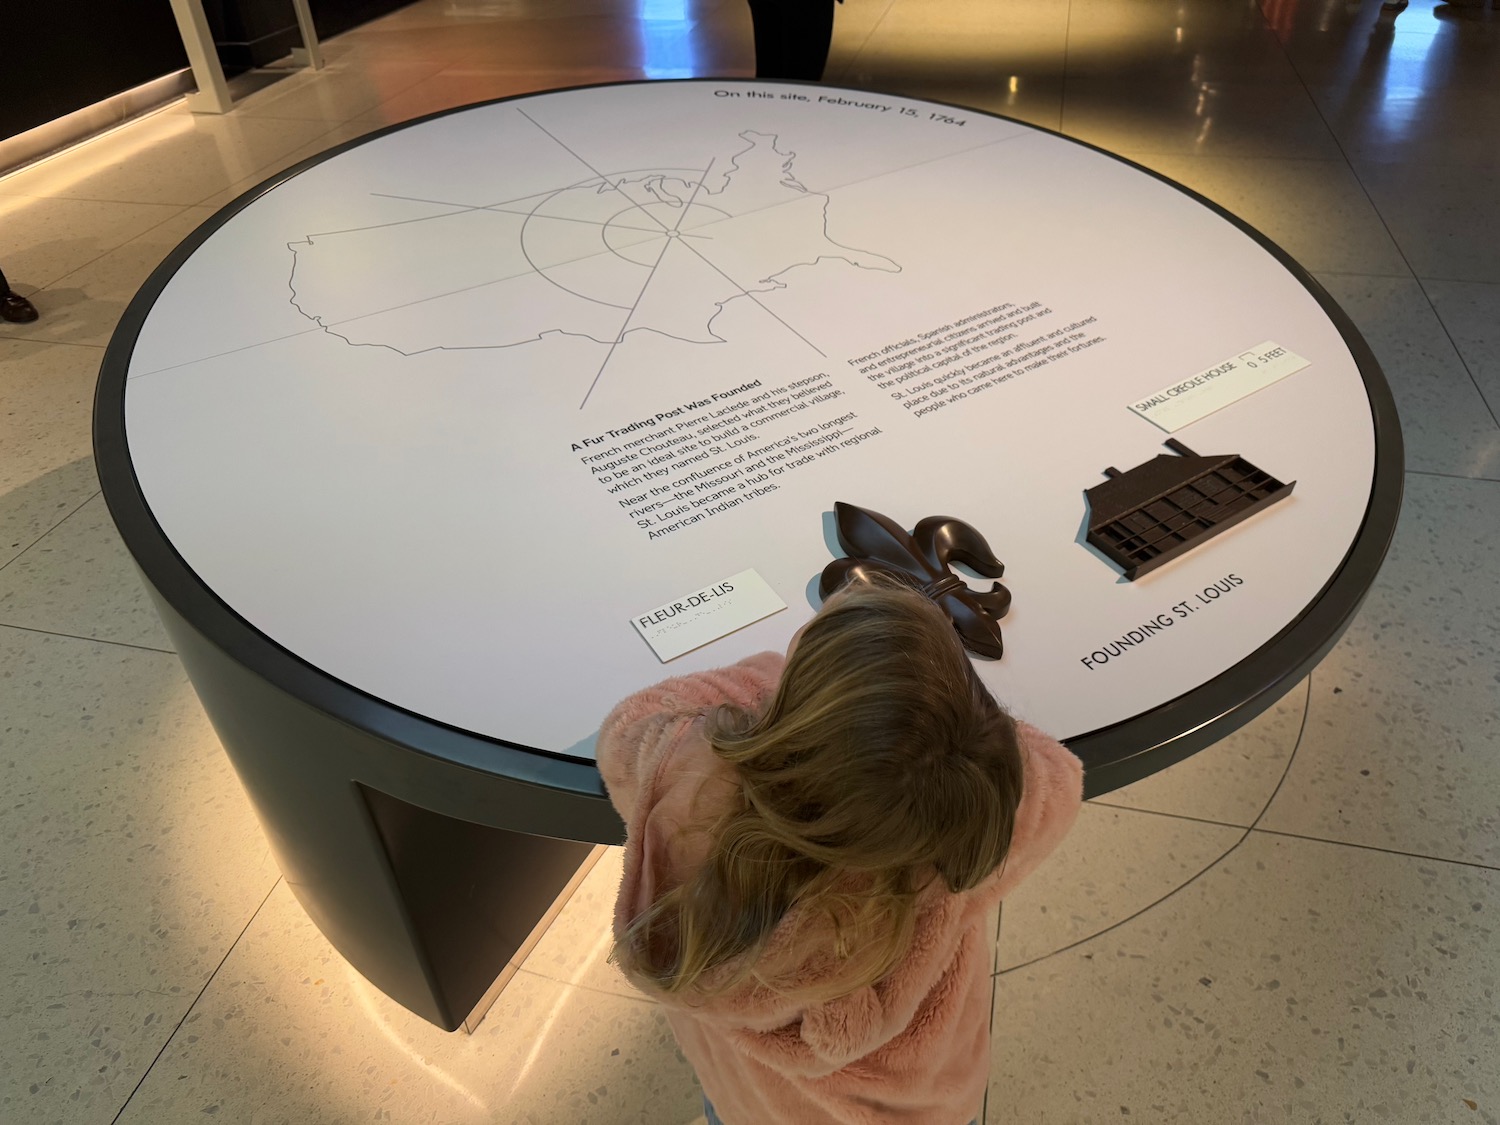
[517,186,727,313]
[134,226,724,378]
[366,190,710,239]
[577,158,717,408]
[515,107,677,237]
[141,125,1006,379]
[578,232,680,410]
[283,157,737,363]
[673,235,829,360]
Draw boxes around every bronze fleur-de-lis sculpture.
[819,501,1012,659]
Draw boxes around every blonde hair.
[613,576,1025,1001]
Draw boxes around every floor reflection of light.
[1470,436,1500,480]
[504,926,615,1101]
[1273,0,1456,143]
[0,106,192,197]
[1363,30,1447,142]
[1261,0,1301,37]
[344,962,491,1113]
[638,0,701,79]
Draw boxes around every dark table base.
[149,579,602,1031]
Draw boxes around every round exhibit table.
[95,80,1402,1030]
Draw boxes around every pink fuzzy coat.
[597,652,1083,1125]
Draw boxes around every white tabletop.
[122,82,1376,760]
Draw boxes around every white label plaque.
[632,568,786,662]
[1129,341,1311,432]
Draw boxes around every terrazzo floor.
[2,0,1498,1122]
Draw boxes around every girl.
[597,576,1083,1125]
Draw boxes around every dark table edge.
[92,77,1405,820]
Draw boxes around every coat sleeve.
[985,721,1085,903]
[595,652,784,824]
[748,895,978,1077]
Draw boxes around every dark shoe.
[0,291,38,323]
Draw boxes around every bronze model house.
[1085,439,1296,580]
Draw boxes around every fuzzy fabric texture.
[597,653,1083,1125]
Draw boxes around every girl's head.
[616,575,1025,999]
[723,576,1024,894]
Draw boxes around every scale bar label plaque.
[1129,342,1310,432]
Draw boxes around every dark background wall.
[3,1,189,140]
[201,0,414,72]
[201,0,307,72]
[1,0,415,142]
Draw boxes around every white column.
[289,0,326,70]
[167,0,233,115]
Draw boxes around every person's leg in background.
[1,265,40,323]
[746,0,837,80]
